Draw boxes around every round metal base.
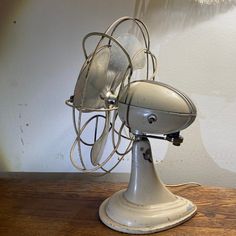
[99,190,197,234]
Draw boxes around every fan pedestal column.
[99,136,197,234]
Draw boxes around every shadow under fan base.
[99,190,197,234]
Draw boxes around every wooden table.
[0,173,235,236]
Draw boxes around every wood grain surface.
[0,173,235,236]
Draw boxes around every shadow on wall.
[0,0,26,38]
[134,0,236,187]
[0,1,26,172]
[157,122,236,188]
[0,149,9,171]
[133,0,236,97]
[134,0,236,42]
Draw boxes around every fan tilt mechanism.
[66,17,197,234]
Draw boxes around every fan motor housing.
[118,80,196,135]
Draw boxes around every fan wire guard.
[65,17,158,173]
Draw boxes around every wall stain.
[20,138,24,146]
[18,103,29,154]
[56,153,64,161]
[18,103,28,106]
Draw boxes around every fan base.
[99,189,197,234]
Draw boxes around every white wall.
[0,0,135,171]
[0,0,236,187]
[135,0,236,187]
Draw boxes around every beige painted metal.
[99,137,197,234]
[118,80,196,135]
[67,16,198,234]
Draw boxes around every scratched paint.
[18,104,28,154]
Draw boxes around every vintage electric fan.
[66,17,197,234]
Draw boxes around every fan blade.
[73,46,110,110]
[90,111,110,166]
[111,33,146,71]
[106,34,146,93]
